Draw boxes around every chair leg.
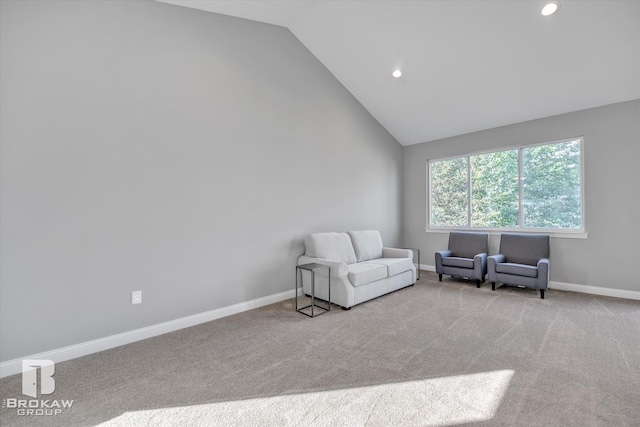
[438,274,442,282]
[540,289,545,299]
[475,279,481,288]
[491,282,495,291]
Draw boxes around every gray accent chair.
[488,233,550,299]
[435,232,489,288]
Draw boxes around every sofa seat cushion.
[347,263,388,287]
[496,262,538,278]
[441,257,474,269]
[348,230,384,262]
[305,232,357,264]
[363,258,414,277]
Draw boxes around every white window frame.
[426,137,587,238]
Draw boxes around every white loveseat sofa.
[297,230,416,309]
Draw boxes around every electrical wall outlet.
[132,290,142,305]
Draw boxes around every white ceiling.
[158,1,640,146]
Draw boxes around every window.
[429,138,583,232]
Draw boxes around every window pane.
[430,157,468,226]
[523,140,582,228]
[471,150,519,227]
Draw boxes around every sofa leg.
[475,279,481,288]
[342,306,351,311]
[540,289,545,299]
[438,274,442,282]
[491,282,495,291]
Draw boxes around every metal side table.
[295,263,330,317]
[403,248,420,280]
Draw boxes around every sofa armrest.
[298,255,348,279]
[435,250,453,274]
[382,247,412,259]
[474,253,488,280]
[436,250,453,258]
[487,254,505,282]
[488,254,505,264]
[537,258,550,289]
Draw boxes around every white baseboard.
[3,274,637,378]
[0,289,296,378]
[548,281,640,300]
[420,264,640,301]
[419,264,436,272]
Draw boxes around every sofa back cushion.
[499,233,549,266]
[305,232,357,264]
[448,232,489,259]
[348,230,384,262]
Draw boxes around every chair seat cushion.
[441,257,474,269]
[496,262,538,278]
[362,258,414,277]
[347,263,388,287]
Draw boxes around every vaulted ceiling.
[157,1,640,146]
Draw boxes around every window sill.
[424,227,588,239]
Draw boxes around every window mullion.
[518,148,524,228]
[467,156,472,227]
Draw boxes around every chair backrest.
[448,232,489,258]
[499,233,549,265]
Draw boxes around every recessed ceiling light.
[541,2,559,16]
[392,69,402,78]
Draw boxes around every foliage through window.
[429,138,583,231]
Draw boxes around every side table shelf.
[295,263,331,318]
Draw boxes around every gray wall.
[404,99,640,292]
[0,0,404,362]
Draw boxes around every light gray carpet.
[2,271,640,426]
